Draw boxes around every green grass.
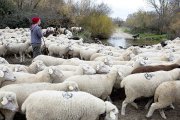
[119,27,131,33]
[139,33,167,41]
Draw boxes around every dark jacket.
[30,25,43,44]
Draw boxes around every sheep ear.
[69,86,74,91]
[36,63,40,68]
[118,71,123,77]
[104,58,108,63]
[2,67,7,72]
[48,68,53,74]
[96,65,100,70]
[14,67,18,72]
[1,97,8,105]
[0,71,4,77]
[140,61,146,66]
[110,111,116,119]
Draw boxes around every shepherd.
[30,17,52,58]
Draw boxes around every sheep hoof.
[146,114,152,118]
[121,112,125,116]
[170,104,175,110]
[159,109,167,119]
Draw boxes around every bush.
[80,13,114,39]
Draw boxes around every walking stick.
[42,37,49,55]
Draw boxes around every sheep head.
[104,101,119,120]
[0,92,19,112]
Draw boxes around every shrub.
[80,13,114,39]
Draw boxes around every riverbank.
[106,27,168,48]
[111,28,133,40]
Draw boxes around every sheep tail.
[154,92,159,102]
[120,80,126,88]
[21,101,26,114]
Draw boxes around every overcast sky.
[96,0,154,20]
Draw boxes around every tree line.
[0,0,115,39]
[125,0,180,39]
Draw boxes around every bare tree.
[147,0,170,33]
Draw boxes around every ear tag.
[1,97,8,105]
[69,86,74,91]
[110,111,116,119]
[48,69,53,74]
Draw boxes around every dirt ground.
[4,57,180,120]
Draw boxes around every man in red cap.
[31,17,55,58]
[30,17,43,58]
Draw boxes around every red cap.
[32,17,40,24]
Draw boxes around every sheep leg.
[170,104,175,109]
[159,109,167,119]
[146,102,169,118]
[145,98,153,110]
[26,53,32,58]
[14,54,18,59]
[19,52,23,62]
[130,102,138,109]
[22,53,25,62]
[121,97,135,115]
[48,51,53,56]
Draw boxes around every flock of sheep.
[0,27,180,120]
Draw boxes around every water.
[107,37,159,48]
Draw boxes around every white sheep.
[0,57,9,64]
[4,60,46,73]
[146,81,180,119]
[65,67,119,100]
[67,45,81,58]
[113,58,147,89]
[96,62,111,74]
[55,65,79,71]
[90,53,106,61]
[33,55,65,66]
[80,47,100,60]
[1,66,64,87]
[71,27,82,33]
[0,66,16,86]
[21,91,119,120]
[53,64,96,83]
[0,91,18,119]
[0,43,8,57]
[48,43,72,58]
[0,81,79,120]
[6,40,31,62]
[120,68,180,115]
[94,51,135,62]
